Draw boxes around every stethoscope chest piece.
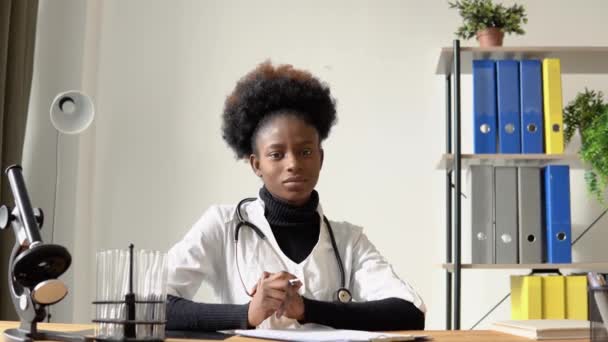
[336,288,352,303]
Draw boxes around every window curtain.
[0,0,39,320]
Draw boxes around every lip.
[283,177,307,184]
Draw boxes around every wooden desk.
[0,321,590,342]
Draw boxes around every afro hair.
[222,61,337,159]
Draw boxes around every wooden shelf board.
[436,153,583,171]
[436,46,608,75]
[442,262,608,271]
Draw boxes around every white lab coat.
[167,197,425,329]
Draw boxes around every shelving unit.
[436,42,608,330]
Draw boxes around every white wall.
[23,0,608,329]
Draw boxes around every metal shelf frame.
[444,39,461,330]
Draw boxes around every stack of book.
[491,319,589,340]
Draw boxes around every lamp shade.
[50,91,94,134]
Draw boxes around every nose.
[286,153,302,172]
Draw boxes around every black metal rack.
[444,39,462,330]
[92,244,166,342]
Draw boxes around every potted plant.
[564,89,608,204]
[448,0,528,47]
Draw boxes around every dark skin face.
[249,114,324,206]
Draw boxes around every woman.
[166,61,425,331]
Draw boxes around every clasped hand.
[247,271,304,327]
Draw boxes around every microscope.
[0,165,88,342]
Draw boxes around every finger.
[288,283,302,296]
[275,306,284,319]
[270,271,297,281]
[262,297,283,312]
[266,279,292,291]
[264,288,287,301]
[257,276,264,290]
[251,277,264,297]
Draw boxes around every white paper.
[231,328,417,342]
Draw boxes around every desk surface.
[0,321,590,342]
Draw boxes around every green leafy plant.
[448,0,528,40]
[563,89,608,204]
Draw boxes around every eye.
[302,148,313,156]
[268,151,283,160]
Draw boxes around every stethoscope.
[234,197,352,303]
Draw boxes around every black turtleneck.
[166,189,425,332]
[259,187,320,264]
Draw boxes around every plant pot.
[476,27,504,47]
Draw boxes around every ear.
[319,148,324,170]
[249,153,262,177]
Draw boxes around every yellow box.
[511,275,542,319]
[542,275,566,319]
[565,275,588,320]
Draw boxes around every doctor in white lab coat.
[166,61,425,331]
